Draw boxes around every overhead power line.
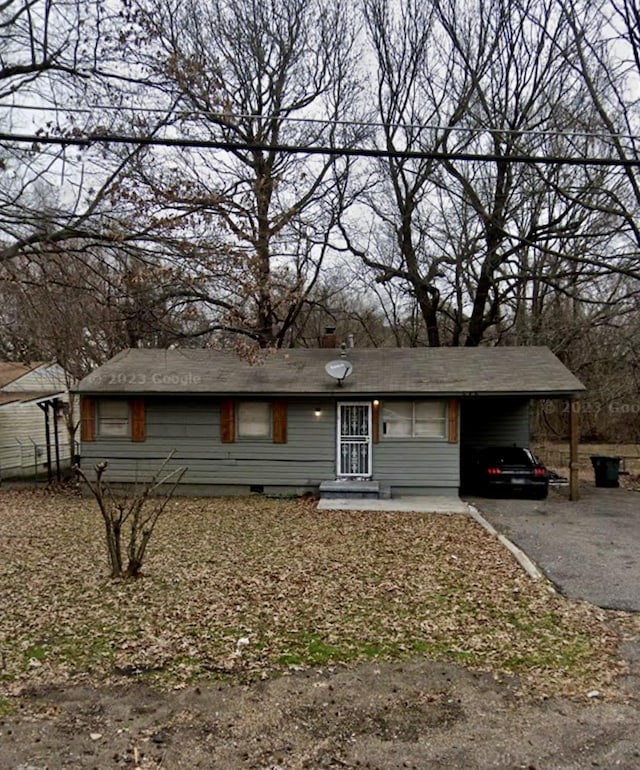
[2,102,640,145]
[1,130,639,168]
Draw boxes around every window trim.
[81,398,146,442]
[221,399,288,444]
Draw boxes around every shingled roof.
[0,362,67,408]
[0,362,42,389]
[77,347,584,398]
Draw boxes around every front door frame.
[336,401,373,478]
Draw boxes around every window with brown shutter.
[220,399,236,443]
[130,398,146,442]
[272,400,287,443]
[80,396,96,442]
[448,398,458,443]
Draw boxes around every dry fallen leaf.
[0,488,634,701]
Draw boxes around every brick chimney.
[320,326,337,348]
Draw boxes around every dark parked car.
[469,446,549,499]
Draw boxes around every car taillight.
[487,467,502,475]
[533,467,547,477]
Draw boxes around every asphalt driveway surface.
[468,484,640,612]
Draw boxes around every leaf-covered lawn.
[0,489,630,699]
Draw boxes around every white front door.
[337,402,372,478]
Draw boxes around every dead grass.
[536,441,640,476]
[0,488,632,700]
[535,441,640,490]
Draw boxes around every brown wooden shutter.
[80,396,96,442]
[448,398,458,443]
[372,400,380,444]
[272,400,287,444]
[220,399,236,443]
[130,398,146,442]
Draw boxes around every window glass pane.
[414,400,447,438]
[382,402,412,437]
[382,400,447,439]
[238,401,270,438]
[99,400,129,437]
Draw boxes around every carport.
[460,391,583,501]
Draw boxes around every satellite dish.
[325,359,353,385]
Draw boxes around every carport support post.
[569,397,580,501]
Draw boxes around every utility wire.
[2,102,640,145]
[1,130,639,167]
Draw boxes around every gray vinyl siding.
[370,398,458,492]
[372,440,459,491]
[460,398,531,449]
[81,397,335,487]
[81,396,464,493]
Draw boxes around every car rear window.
[482,448,532,465]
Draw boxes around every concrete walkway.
[316,496,469,514]
[469,485,640,612]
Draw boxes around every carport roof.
[77,346,584,398]
[0,391,65,407]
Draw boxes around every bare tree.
[1,1,102,261]
[352,0,640,348]
[109,0,365,349]
[4,0,638,372]
[354,0,456,347]
[553,0,640,247]
[0,0,94,100]
[76,454,187,579]
[0,1,184,277]
[0,247,204,375]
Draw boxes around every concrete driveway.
[468,485,640,612]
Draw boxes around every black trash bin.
[590,455,621,488]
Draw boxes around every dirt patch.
[1,659,640,769]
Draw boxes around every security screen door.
[337,402,372,477]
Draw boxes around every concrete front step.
[319,480,391,500]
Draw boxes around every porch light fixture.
[373,399,380,406]
[314,407,322,417]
